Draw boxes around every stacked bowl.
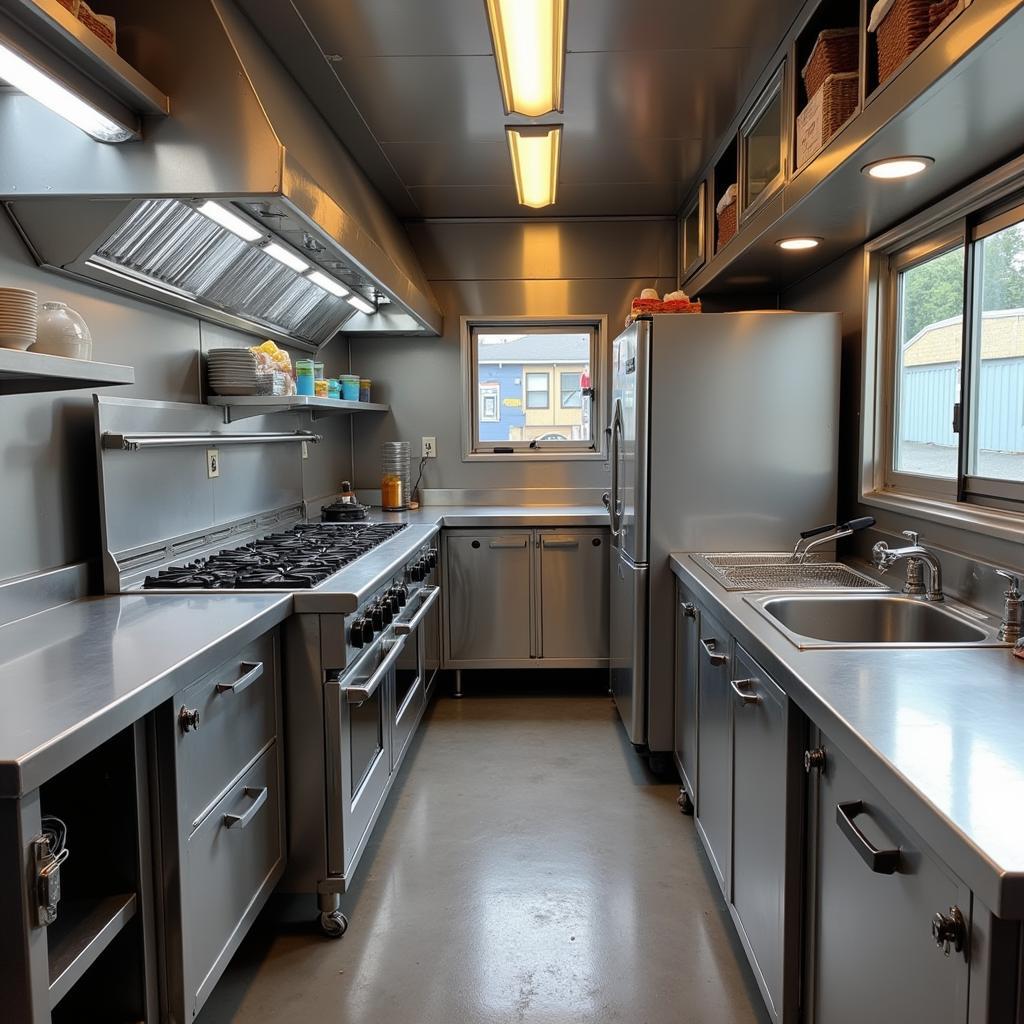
[207,348,272,396]
[0,288,39,350]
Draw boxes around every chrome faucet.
[995,570,1022,643]
[872,531,944,601]
[791,516,875,563]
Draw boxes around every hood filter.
[93,199,351,344]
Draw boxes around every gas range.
[141,522,408,590]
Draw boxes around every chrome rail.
[102,430,322,451]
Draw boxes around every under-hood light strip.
[0,39,133,142]
[307,270,349,297]
[195,200,264,242]
[262,241,310,274]
[346,293,375,315]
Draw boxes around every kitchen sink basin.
[745,593,1005,649]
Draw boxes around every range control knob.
[350,618,372,647]
[370,605,385,631]
[394,585,408,607]
[804,748,826,773]
[409,561,424,582]
[426,550,437,569]
[932,906,966,956]
[379,600,393,625]
[385,591,400,615]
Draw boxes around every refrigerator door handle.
[609,399,622,537]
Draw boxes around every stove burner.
[142,522,408,591]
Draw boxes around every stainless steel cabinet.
[730,644,798,1023]
[694,606,733,894]
[805,732,970,1024]
[444,528,610,667]
[446,531,534,662]
[673,579,700,806]
[537,529,609,661]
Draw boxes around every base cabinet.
[805,731,971,1024]
[673,579,700,805]
[444,528,609,667]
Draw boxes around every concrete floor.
[198,683,768,1024]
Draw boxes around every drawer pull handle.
[681,602,696,619]
[836,801,901,874]
[729,678,761,705]
[343,636,406,705]
[542,539,580,549]
[394,585,440,635]
[488,539,528,549]
[223,786,269,829]
[700,638,728,666]
[215,660,264,695]
[178,706,200,733]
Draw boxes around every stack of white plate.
[207,348,272,396]
[0,287,39,350]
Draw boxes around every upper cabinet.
[678,182,707,285]
[740,63,787,219]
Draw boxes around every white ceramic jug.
[31,302,93,359]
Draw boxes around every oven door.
[392,585,440,767]
[324,633,403,883]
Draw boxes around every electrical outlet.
[207,448,220,479]
[302,441,309,460]
[422,436,436,458]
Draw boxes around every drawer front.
[185,743,283,1016]
[808,736,970,1024]
[176,632,278,829]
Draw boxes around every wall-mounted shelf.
[683,0,1024,298]
[47,893,137,1009]
[207,395,389,423]
[0,349,135,395]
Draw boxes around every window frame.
[460,315,607,461]
[863,153,1024,540]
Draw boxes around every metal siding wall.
[901,363,959,446]
[979,359,1024,453]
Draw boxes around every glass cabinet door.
[679,182,706,281]
[740,64,785,216]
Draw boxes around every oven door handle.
[343,635,407,705]
[394,585,440,636]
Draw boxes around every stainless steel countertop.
[670,553,1024,918]
[0,506,606,798]
[0,593,291,798]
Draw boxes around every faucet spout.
[872,536,944,601]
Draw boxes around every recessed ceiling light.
[346,293,375,315]
[777,237,821,251]
[262,241,309,273]
[307,270,349,297]
[506,125,562,209]
[862,156,934,179]
[196,201,264,242]
[485,0,566,117]
[0,41,133,142]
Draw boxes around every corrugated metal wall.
[901,357,1024,452]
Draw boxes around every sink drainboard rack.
[691,553,886,592]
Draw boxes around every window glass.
[560,371,582,408]
[969,218,1024,482]
[894,245,965,479]
[472,327,593,448]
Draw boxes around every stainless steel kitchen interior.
[2,1,1024,1022]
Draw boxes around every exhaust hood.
[0,0,442,349]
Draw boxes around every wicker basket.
[875,0,933,84]
[796,72,859,168]
[717,198,737,251]
[802,28,859,100]
[928,0,958,32]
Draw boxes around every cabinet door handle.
[700,638,728,666]
[836,801,901,874]
[542,539,580,549]
[215,660,264,694]
[729,678,761,705]
[680,602,696,619]
[223,786,268,829]
[488,539,528,549]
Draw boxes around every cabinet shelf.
[0,349,135,395]
[47,892,138,1008]
[207,394,389,423]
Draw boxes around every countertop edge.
[669,553,1023,919]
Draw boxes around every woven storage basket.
[796,72,859,168]
[928,0,958,32]
[802,28,859,100]
[717,199,737,251]
[875,0,933,84]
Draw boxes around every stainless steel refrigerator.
[607,312,840,762]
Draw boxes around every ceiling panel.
[291,0,492,57]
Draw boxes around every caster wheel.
[319,910,349,938]
[677,789,694,816]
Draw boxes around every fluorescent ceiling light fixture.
[262,241,309,273]
[195,201,263,242]
[0,41,133,142]
[307,270,350,297]
[506,125,561,209]
[485,0,566,116]
[346,293,375,315]
[862,156,934,179]
[776,237,821,250]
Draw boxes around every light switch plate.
[207,448,220,479]
[422,436,436,458]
